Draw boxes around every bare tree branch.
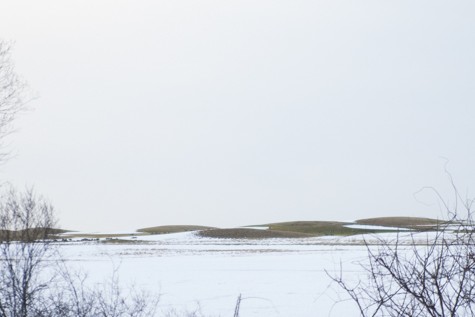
[329,183,475,316]
[0,40,28,163]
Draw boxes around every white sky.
[0,1,474,232]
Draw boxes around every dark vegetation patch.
[62,233,145,239]
[0,227,68,241]
[137,225,216,235]
[198,228,314,239]
[100,238,150,244]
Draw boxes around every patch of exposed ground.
[100,238,151,244]
[0,228,69,241]
[61,233,146,239]
[198,228,314,239]
[261,221,388,236]
[137,225,216,235]
[355,217,448,229]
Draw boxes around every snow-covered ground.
[343,224,411,231]
[55,231,437,317]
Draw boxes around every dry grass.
[198,228,314,239]
[137,225,216,235]
[100,238,150,244]
[62,233,146,239]
[262,221,385,236]
[0,227,68,241]
[355,217,447,229]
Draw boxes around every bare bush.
[0,187,161,317]
[329,183,475,317]
[0,39,245,317]
[0,40,164,317]
[0,187,56,317]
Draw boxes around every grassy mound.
[198,228,314,239]
[137,225,216,235]
[262,221,383,236]
[355,217,446,229]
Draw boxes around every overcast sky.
[0,1,474,232]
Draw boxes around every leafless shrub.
[0,187,161,317]
[0,40,168,317]
[0,187,56,317]
[329,180,475,317]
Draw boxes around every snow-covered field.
[56,231,430,317]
